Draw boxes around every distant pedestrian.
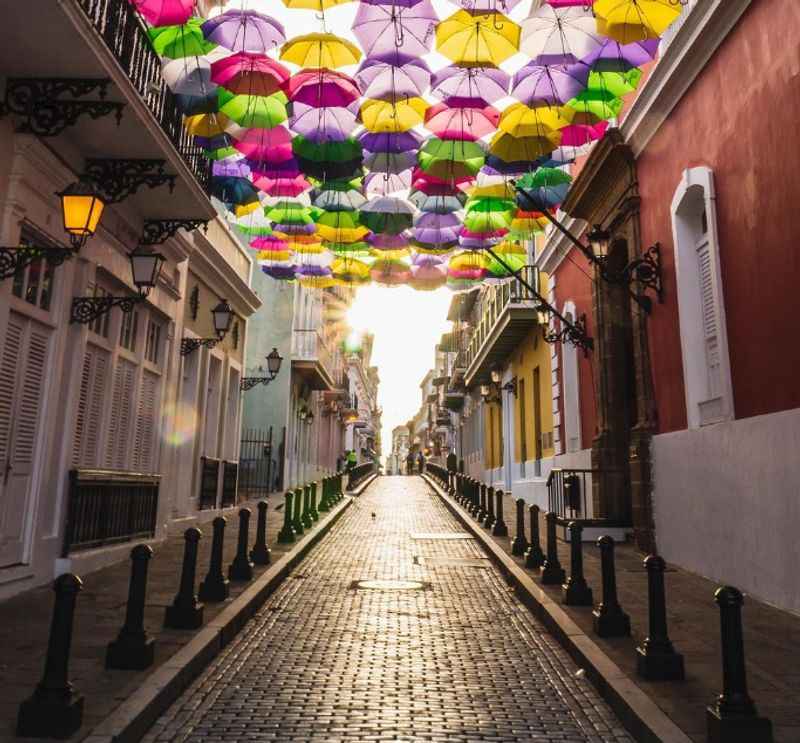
[417,451,425,474]
[347,449,357,472]
[446,450,457,473]
[405,452,414,475]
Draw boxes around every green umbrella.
[418,138,485,179]
[566,88,623,121]
[463,198,515,232]
[293,136,362,164]
[485,252,526,277]
[465,196,516,215]
[327,241,372,256]
[267,201,314,224]
[203,145,239,161]
[587,68,643,98]
[149,19,216,59]
[218,89,287,128]
[316,209,361,230]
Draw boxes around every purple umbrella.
[414,211,462,229]
[430,66,510,104]
[289,103,358,142]
[368,232,410,248]
[414,226,461,244]
[581,38,660,73]
[364,170,412,195]
[365,150,418,174]
[510,62,590,105]
[359,130,423,153]
[356,56,431,99]
[413,253,446,267]
[273,222,317,235]
[202,10,285,54]
[352,0,438,58]
[245,157,301,177]
[262,264,296,280]
[212,158,252,179]
[449,0,523,10]
[459,235,503,249]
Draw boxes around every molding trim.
[620,0,753,156]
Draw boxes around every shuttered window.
[133,370,159,472]
[105,359,136,470]
[696,238,721,400]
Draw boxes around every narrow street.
[144,477,631,743]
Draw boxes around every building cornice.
[620,0,753,156]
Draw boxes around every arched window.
[671,166,734,428]
[561,303,581,452]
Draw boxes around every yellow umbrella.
[359,98,428,133]
[282,0,352,10]
[370,247,410,260]
[332,257,371,280]
[436,10,521,66]
[280,33,362,69]
[488,131,561,162]
[298,275,336,288]
[235,202,262,217]
[498,103,573,138]
[183,112,230,137]
[466,182,517,199]
[594,0,681,43]
[510,216,548,233]
[494,239,528,255]
[256,249,293,262]
[316,223,370,242]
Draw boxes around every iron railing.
[547,468,594,521]
[292,328,338,386]
[198,456,220,510]
[426,462,449,487]
[347,462,375,490]
[239,427,276,500]
[63,469,159,555]
[221,460,238,507]
[77,0,211,190]
[464,265,540,370]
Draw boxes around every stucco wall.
[652,407,800,613]
[638,0,800,429]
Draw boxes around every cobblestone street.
[144,477,632,742]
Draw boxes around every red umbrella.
[211,53,290,96]
[285,68,361,108]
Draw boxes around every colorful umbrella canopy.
[356,57,431,99]
[232,126,294,161]
[424,99,500,139]
[218,90,288,128]
[418,138,485,180]
[150,19,217,58]
[290,102,359,141]
[436,10,521,66]
[430,65,510,104]
[282,0,353,9]
[201,10,286,54]
[161,56,212,95]
[352,1,438,58]
[520,5,603,65]
[133,0,194,26]
[360,97,428,133]
[594,0,682,44]
[286,69,361,107]
[498,103,573,137]
[211,53,290,96]
[510,62,590,106]
[582,38,659,72]
[360,196,416,234]
[515,167,572,210]
[488,130,561,162]
[280,33,362,69]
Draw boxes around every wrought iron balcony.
[77,0,210,191]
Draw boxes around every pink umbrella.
[560,120,609,147]
[252,174,311,197]
[133,0,193,26]
[286,69,361,108]
[424,99,499,139]
[232,126,294,161]
[211,53,290,96]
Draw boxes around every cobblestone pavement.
[144,477,632,742]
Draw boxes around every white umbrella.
[161,56,213,96]
[521,6,604,65]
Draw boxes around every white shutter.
[73,345,110,467]
[14,328,48,465]
[697,239,721,399]
[106,359,136,470]
[133,370,160,472]
[0,319,23,472]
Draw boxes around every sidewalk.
[0,489,347,743]
[429,477,800,743]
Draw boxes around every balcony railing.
[292,328,337,385]
[464,266,540,371]
[77,0,210,190]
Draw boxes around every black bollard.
[636,555,685,680]
[562,522,593,606]
[524,505,545,569]
[540,511,566,585]
[199,517,230,601]
[492,490,508,537]
[301,484,313,529]
[277,491,296,543]
[250,501,271,565]
[706,587,773,743]
[293,486,305,535]
[448,472,455,497]
[229,507,255,581]
[592,536,630,637]
[106,545,155,669]
[454,474,462,504]
[165,528,204,629]
[483,486,495,529]
[469,479,479,517]
[477,483,487,521]
[319,477,330,512]
[17,574,84,738]
[511,498,529,556]
[310,482,319,521]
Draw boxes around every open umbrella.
[447,0,524,12]
[430,65,510,104]
[360,196,416,234]
[594,0,682,43]
[489,130,561,163]
[582,38,659,72]
[290,103,359,141]
[352,0,438,58]
[280,33,362,69]
[282,0,353,10]
[365,150,418,174]
[436,10,521,66]
[510,62,590,106]
[210,176,260,206]
[418,138,485,180]
[313,188,367,211]
[202,10,286,54]
[360,97,428,133]
[162,56,213,96]
[364,170,413,195]
[293,135,362,163]
[218,90,288,128]
[587,68,643,97]
[424,99,499,139]
[211,53,290,96]
[133,0,193,26]
[520,5,603,65]
[498,103,573,137]
[150,19,217,59]
[356,57,431,99]
[566,88,623,120]
[515,168,572,210]
[184,111,230,137]
[409,262,447,291]
[286,69,361,108]
[409,193,465,213]
[232,126,294,161]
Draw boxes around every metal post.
[17,574,84,738]
[484,486,495,529]
[106,545,155,669]
[524,505,545,569]
[468,478,478,517]
[511,498,528,556]
[293,486,305,535]
[228,508,255,581]
[199,517,230,601]
[310,481,320,521]
[540,512,566,585]
[706,586,773,742]
[301,484,313,529]
[277,491,296,543]
[492,490,508,537]
[250,501,271,565]
[164,528,204,629]
[592,536,630,637]
[319,477,330,512]
[478,483,487,521]
[636,555,685,680]
[562,522,593,605]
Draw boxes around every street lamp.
[211,298,233,338]
[129,247,165,297]
[58,180,105,249]
[241,347,285,391]
[587,224,611,259]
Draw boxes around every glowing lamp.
[58,180,105,249]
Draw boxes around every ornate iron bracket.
[1,78,125,137]
[0,245,74,280]
[241,377,274,391]
[140,218,210,245]
[180,337,218,356]
[619,243,663,314]
[70,295,143,325]
[83,159,176,204]
[542,314,594,356]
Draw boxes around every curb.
[346,472,379,496]
[83,494,355,743]
[422,474,692,743]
